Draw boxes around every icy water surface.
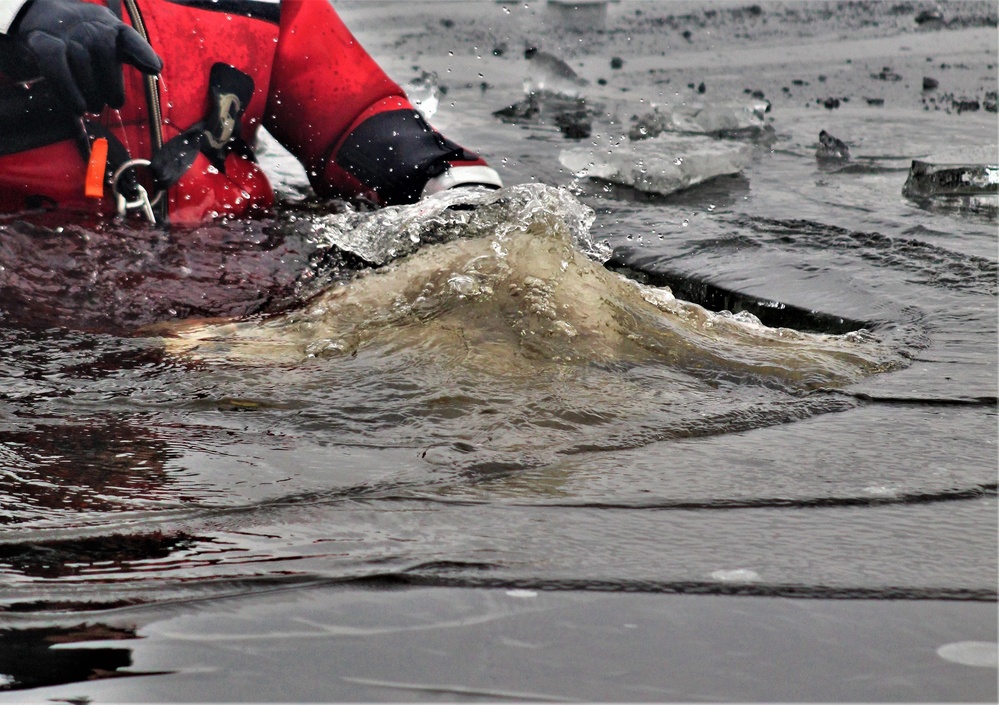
[0,1,996,699]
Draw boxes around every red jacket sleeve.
[264,0,499,205]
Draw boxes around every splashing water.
[160,184,899,390]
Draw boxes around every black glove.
[3,0,162,114]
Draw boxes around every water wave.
[160,184,901,390]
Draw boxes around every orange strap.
[84,137,109,199]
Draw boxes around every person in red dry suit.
[0,0,502,225]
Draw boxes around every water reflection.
[0,416,180,516]
[0,214,315,334]
[0,624,157,692]
[0,532,196,580]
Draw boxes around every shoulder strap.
[150,62,255,191]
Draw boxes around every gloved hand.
[422,159,503,198]
[3,0,162,114]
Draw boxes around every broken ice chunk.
[816,130,850,161]
[628,100,772,142]
[524,46,589,95]
[494,90,596,139]
[902,147,998,211]
[560,134,753,196]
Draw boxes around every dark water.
[1,9,997,702]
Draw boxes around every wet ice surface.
[4,589,996,702]
[0,0,997,700]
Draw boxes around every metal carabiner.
[111,159,164,224]
[116,184,157,224]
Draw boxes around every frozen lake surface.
[0,1,996,700]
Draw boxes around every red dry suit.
[0,0,500,224]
